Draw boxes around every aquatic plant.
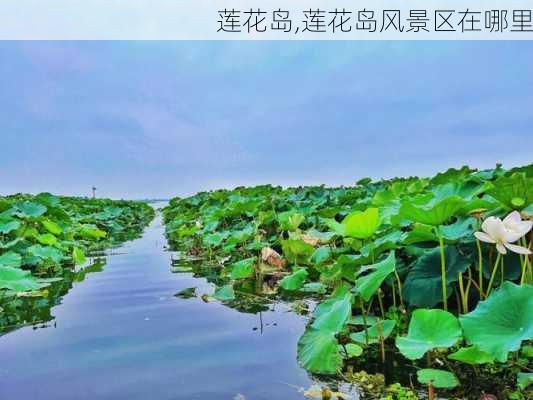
[162,163,533,397]
[0,193,154,332]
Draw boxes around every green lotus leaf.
[281,239,314,265]
[28,245,63,264]
[35,233,58,246]
[78,225,107,240]
[225,199,262,217]
[396,309,462,360]
[15,201,47,218]
[311,246,332,265]
[459,282,533,362]
[448,346,494,365]
[417,369,459,389]
[403,246,472,307]
[486,172,533,210]
[438,217,476,242]
[349,315,378,326]
[399,195,465,226]
[360,230,404,258]
[72,247,86,265]
[213,284,235,302]
[320,254,358,284]
[342,207,380,239]
[403,223,436,245]
[202,232,228,247]
[357,177,372,186]
[345,343,363,357]
[522,345,533,358]
[311,293,352,332]
[280,268,308,291]
[41,219,63,235]
[322,218,345,236]
[0,218,20,234]
[0,251,22,268]
[0,266,47,292]
[34,192,61,208]
[518,372,533,390]
[355,251,395,302]
[431,179,487,201]
[225,226,253,245]
[0,238,22,250]
[278,211,305,231]
[430,166,474,186]
[301,282,327,294]
[297,328,342,374]
[229,257,256,280]
[350,319,396,344]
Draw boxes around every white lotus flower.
[474,212,532,255]
[503,211,532,238]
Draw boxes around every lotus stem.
[377,288,386,319]
[476,238,484,298]
[376,318,385,363]
[392,282,397,310]
[428,383,435,400]
[520,254,527,285]
[500,255,505,285]
[393,269,405,310]
[486,252,502,297]
[465,267,472,312]
[520,237,531,285]
[359,297,369,345]
[458,271,467,314]
[436,231,448,311]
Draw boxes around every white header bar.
[1,0,533,40]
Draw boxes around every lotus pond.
[1,164,532,400]
[163,164,533,400]
[0,194,154,333]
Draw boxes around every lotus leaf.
[0,251,22,268]
[280,268,308,290]
[396,309,462,360]
[399,195,465,226]
[15,201,47,218]
[448,346,494,364]
[213,284,236,301]
[459,282,533,362]
[417,369,459,389]
[518,372,533,390]
[403,246,472,307]
[345,343,363,357]
[350,319,396,344]
[72,247,86,265]
[297,328,342,374]
[229,257,256,280]
[0,218,20,234]
[355,251,395,302]
[311,293,352,332]
[342,207,380,239]
[281,239,314,265]
[486,173,532,210]
[0,266,47,292]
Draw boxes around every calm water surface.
[0,211,319,400]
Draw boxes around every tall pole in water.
[92,186,97,199]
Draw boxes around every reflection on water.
[0,258,106,335]
[0,213,148,337]
[0,214,338,400]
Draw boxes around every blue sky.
[0,41,531,199]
